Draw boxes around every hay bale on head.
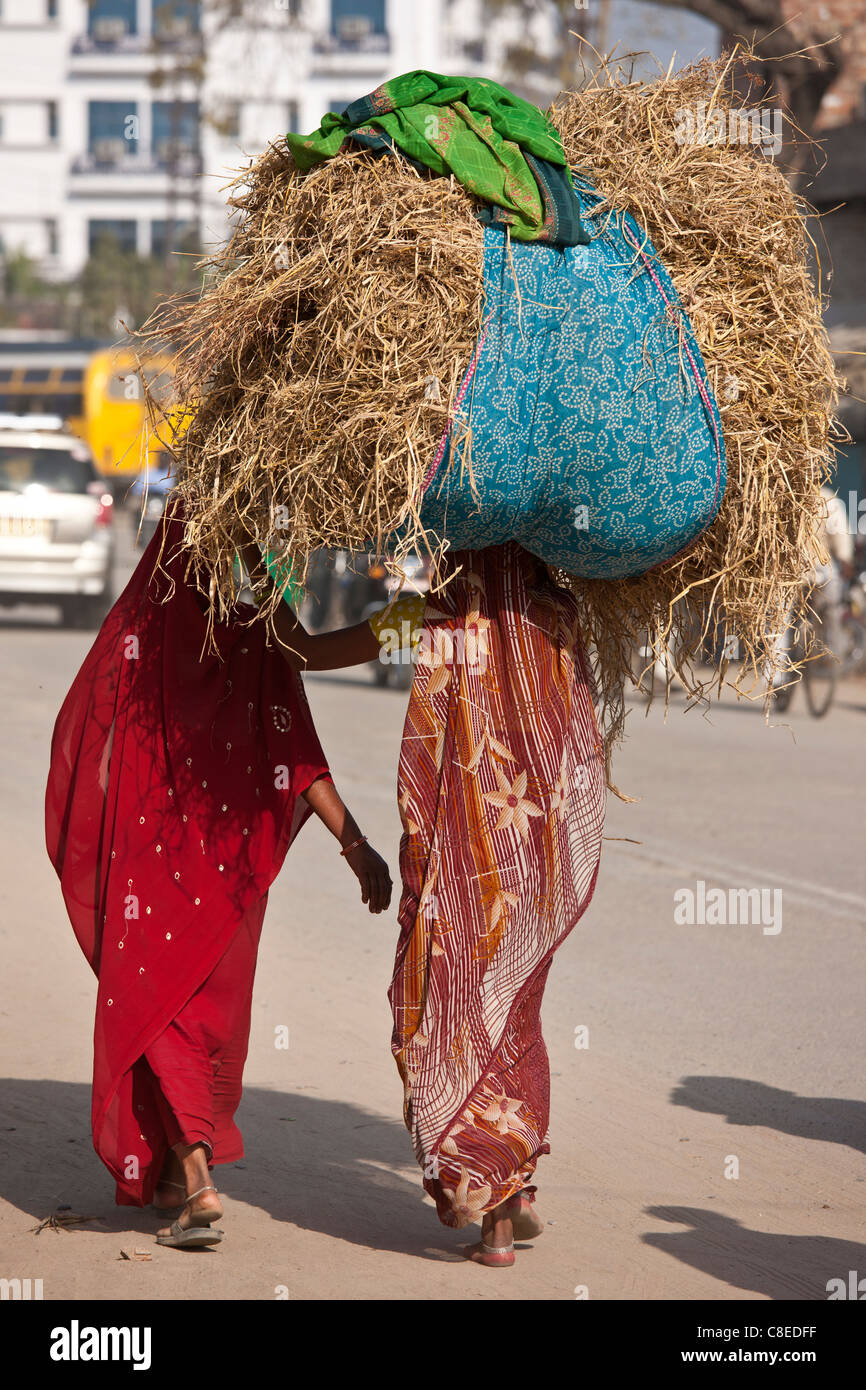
[139,52,841,774]
[147,141,484,587]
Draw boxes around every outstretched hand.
[344,841,393,914]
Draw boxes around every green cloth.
[286,70,587,247]
[263,549,304,608]
[236,548,304,608]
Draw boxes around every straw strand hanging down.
[136,50,843,777]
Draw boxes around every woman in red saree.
[245,538,605,1267]
[45,506,391,1248]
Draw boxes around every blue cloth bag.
[417,175,726,578]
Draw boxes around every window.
[88,0,137,40]
[152,1,201,38]
[88,219,137,256]
[45,218,59,256]
[0,447,96,496]
[330,0,385,40]
[151,219,198,259]
[214,100,241,140]
[286,100,299,134]
[152,101,200,164]
[88,101,138,160]
[47,0,59,18]
[47,100,58,141]
[46,395,86,418]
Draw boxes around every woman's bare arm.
[273,611,379,670]
[302,775,392,914]
[240,539,380,670]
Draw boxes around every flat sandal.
[155,1184,224,1249]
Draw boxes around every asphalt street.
[1,513,863,1300]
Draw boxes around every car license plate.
[0,515,52,540]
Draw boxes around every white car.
[0,416,114,627]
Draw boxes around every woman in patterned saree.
[243,537,606,1267]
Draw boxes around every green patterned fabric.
[237,548,304,608]
[263,550,304,607]
[286,70,587,247]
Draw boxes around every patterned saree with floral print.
[388,542,605,1227]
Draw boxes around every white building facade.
[0,0,716,280]
[0,0,494,278]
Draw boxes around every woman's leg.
[146,898,266,1233]
[205,902,265,1161]
[460,968,552,1265]
[146,1047,223,1232]
[147,1012,218,1159]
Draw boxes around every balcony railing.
[312,29,390,55]
[441,35,487,65]
[71,33,149,55]
[72,27,202,56]
[70,151,202,177]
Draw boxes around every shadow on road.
[0,1078,459,1263]
[670,1075,866,1155]
[642,1206,866,1300]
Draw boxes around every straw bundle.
[139,51,842,773]
[549,54,842,771]
[142,142,485,590]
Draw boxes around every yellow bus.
[83,345,182,481]
[0,337,185,490]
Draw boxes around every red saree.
[45,504,330,1206]
[390,542,605,1226]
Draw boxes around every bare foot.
[157,1187,223,1239]
[156,1141,222,1239]
[153,1149,186,1212]
[505,1191,545,1240]
[462,1200,515,1266]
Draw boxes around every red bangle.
[340,835,368,857]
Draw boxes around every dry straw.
[138,50,842,777]
[140,143,485,597]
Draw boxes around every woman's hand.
[343,841,393,914]
[300,778,393,913]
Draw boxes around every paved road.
[1,514,864,1300]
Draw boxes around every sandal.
[462,1240,515,1268]
[155,1185,224,1249]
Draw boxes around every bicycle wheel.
[769,612,804,713]
[839,613,866,675]
[803,617,837,717]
